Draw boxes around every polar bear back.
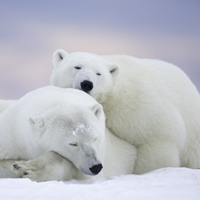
[102,55,200,168]
[103,55,200,117]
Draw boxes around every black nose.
[81,80,93,92]
[89,164,103,175]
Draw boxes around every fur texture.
[51,50,200,174]
[0,86,136,181]
[0,100,16,113]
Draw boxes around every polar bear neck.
[97,86,120,117]
[96,83,119,105]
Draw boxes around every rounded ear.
[29,117,45,132]
[91,104,103,118]
[52,49,68,66]
[108,63,120,78]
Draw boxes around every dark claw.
[24,172,29,176]
[13,164,21,170]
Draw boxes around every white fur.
[0,99,16,113]
[0,86,136,181]
[51,50,200,174]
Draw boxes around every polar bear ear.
[52,49,68,66]
[92,104,103,118]
[108,63,120,78]
[29,117,45,132]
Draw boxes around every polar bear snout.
[89,163,103,175]
[81,80,93,93]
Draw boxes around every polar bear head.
[29,88,106,176]
[51,49,120,103]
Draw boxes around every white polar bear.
[0,99,16,113]
[0,86,136,182]
[51,49,200,174]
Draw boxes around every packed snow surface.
[0,168,199,200]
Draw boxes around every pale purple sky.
[0,0,200,99]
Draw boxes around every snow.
[0,168,199,200]
[72,123,93,136]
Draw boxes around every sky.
[0,0,200,99]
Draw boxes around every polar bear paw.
[12,152,74,182]
[13,160,46,182]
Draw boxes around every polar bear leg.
[134,140,180,174]
[0,159,20,178]
[13,152,76,182]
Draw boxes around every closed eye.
[69,143,78,146]
[96,73,101,76]
[75,66,81,70]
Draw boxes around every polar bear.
[51,49,200,174]
[0,99,16,113]
[0,86,136,181]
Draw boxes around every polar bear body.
[51,50,200,174]
[0,86,136,180]
[0,99,16,113]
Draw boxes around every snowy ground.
[0,168,199,200]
